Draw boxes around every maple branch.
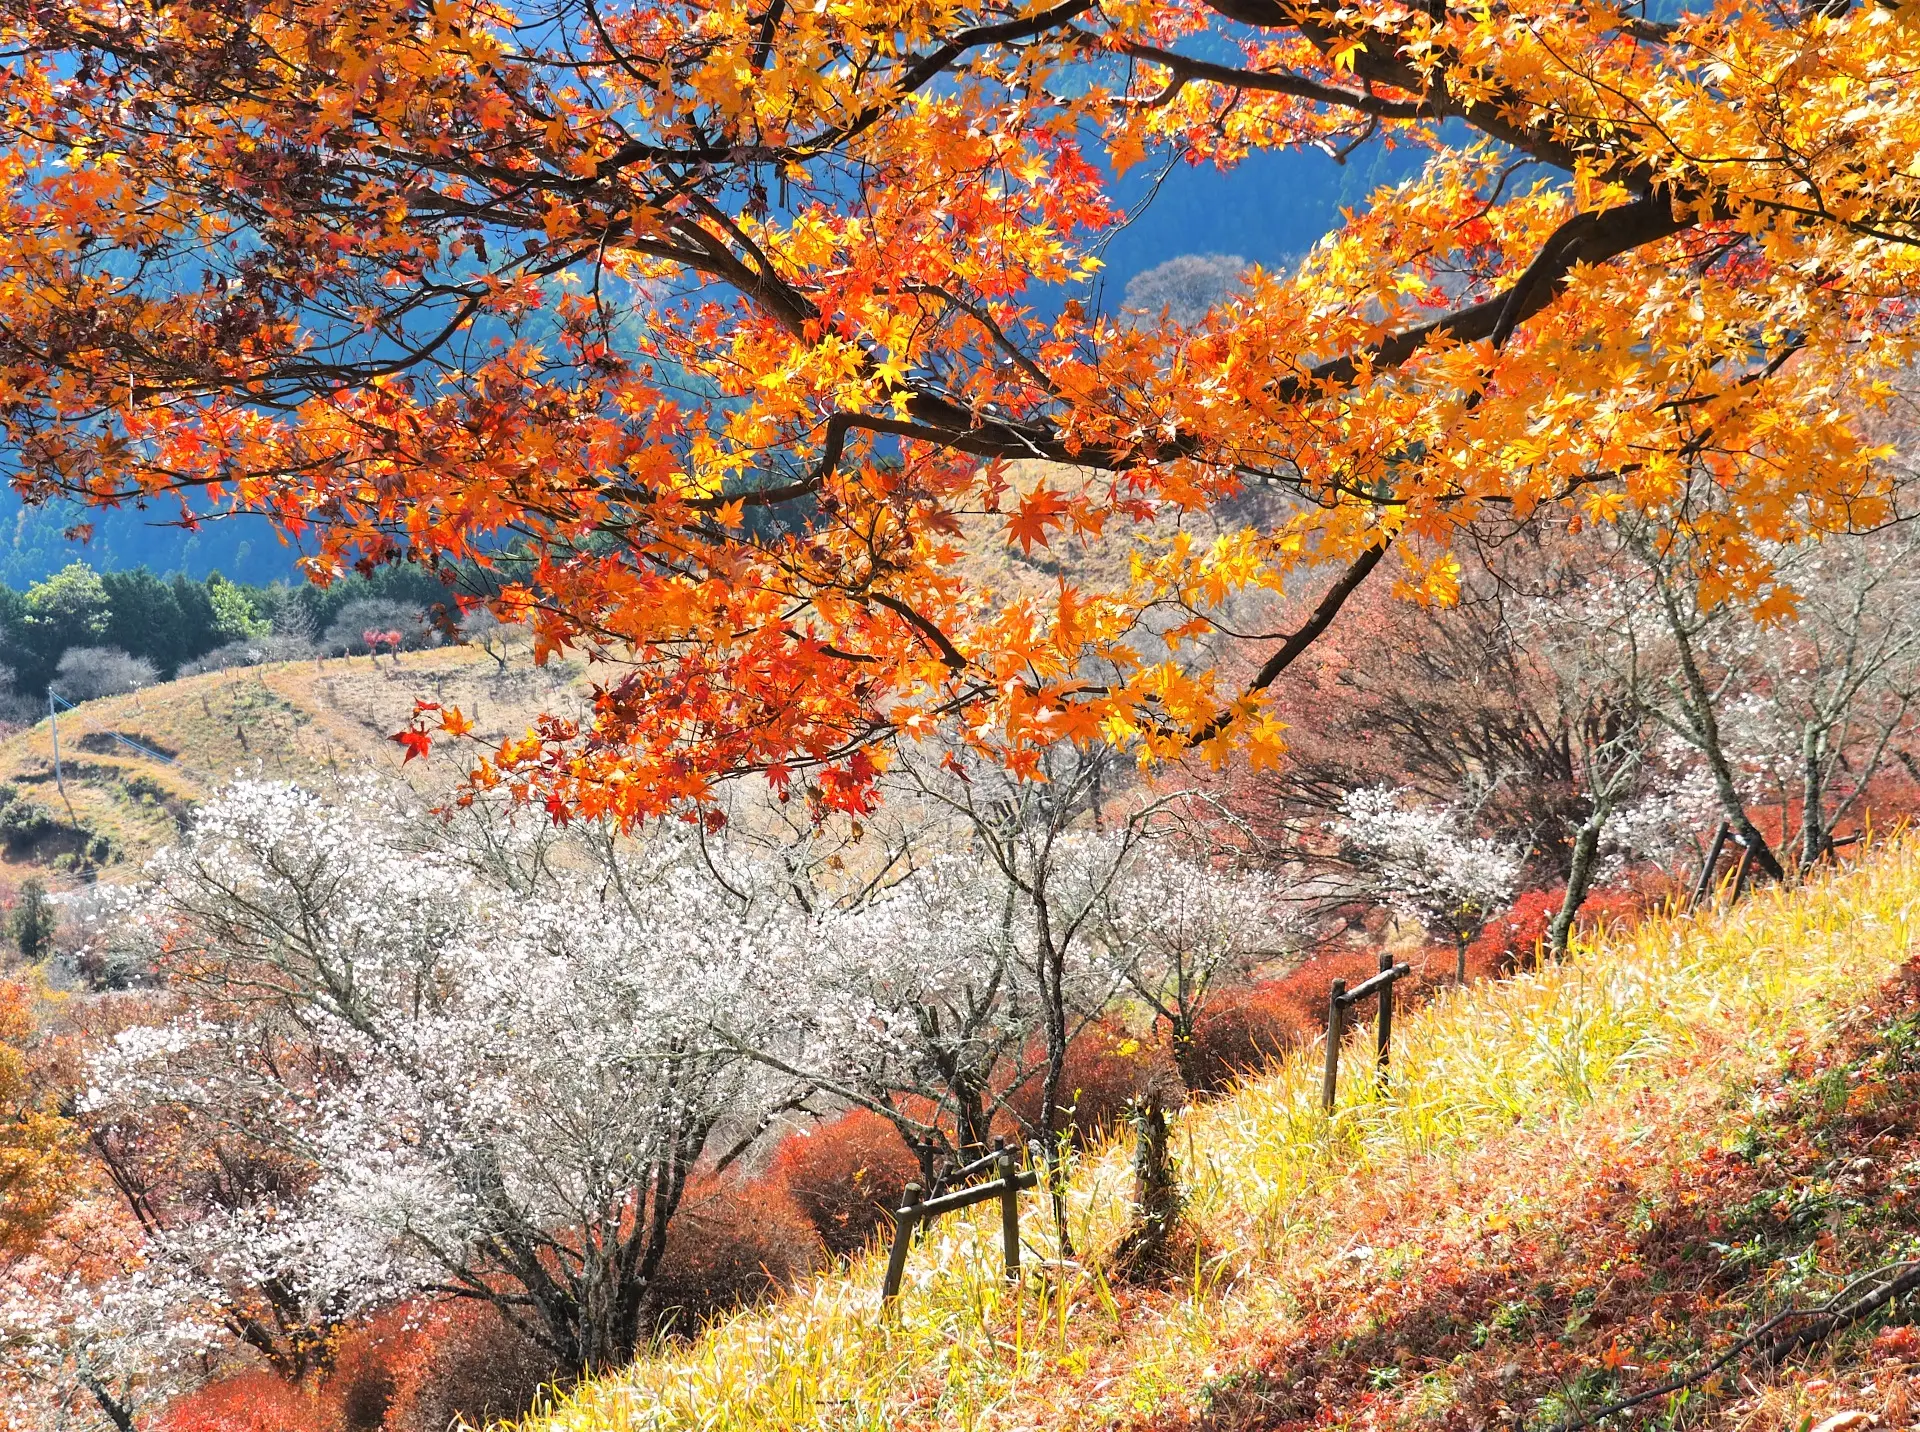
[591,0,1099,171]
[899,279,1061,397]
[1185,535,1394,747]
[869,592,969,671]
[1102,36,1433,119]
[750,0,786,72]
[679,411,1014,515]
[1281,193,1692,400]
[1195,0,1666,185]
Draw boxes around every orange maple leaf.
[1008,488,1071,554]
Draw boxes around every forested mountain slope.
[527,844,1920,1432]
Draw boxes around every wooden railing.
[1322,951,1412,1112]
[880,1142,1039,1306]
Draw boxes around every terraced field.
[0,639,591,880]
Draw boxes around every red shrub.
[770,1108,921,1259]
[1578,883,1645,934]
[323,1304,436,1432]
[1469,884,1651,972]
[649,1173,825,1333]
[1183,981,1314,1093]
[160,1371,338,1432]
[1468,887,1561,972]
[1263,950,1410,1025]
[1001,1019,1164,1143]
[380,1303,563,1432]
[1184,946,1493,1094]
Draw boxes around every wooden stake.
[997,1148,1020,1283]
[1375,951,1395,1091]
[1689,822,1732,910]
[881,1183,923,1306]
[1730,839,1757,905]
[1322,978,1347,1113]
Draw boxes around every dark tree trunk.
[1801,724,1828,872]
[84,1379,137,1432]
[1658,577,1787,884]
[1548,801,1608,958]
[1169,1015,1203,1094]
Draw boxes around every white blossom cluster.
[0,1262,219,1432]
[763,834,1129,1162]
[1335,787,1524,937]
[757,826,1298,1157]
[1098,854,1292,996]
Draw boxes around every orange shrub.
[159,1371,337,1432]
[649,1173,825,1333]
[769,1108,921,1259]
[1183,982,1315,1094]
[1182,946,1495,1094]
[323,1304,436,1432]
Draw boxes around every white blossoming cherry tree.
[1336,788,1525,980]
[84,779,805,1377]
[1094,855,1296,1095]
[770,848,1052,1188]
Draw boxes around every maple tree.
[0,976,71,1262]
[0,0,1915,817]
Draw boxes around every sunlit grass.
[525,840,1920,1432]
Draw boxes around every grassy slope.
[0,641,591,879]
[530,842,1920,1432]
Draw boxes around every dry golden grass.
[523,840,1920,1432]
[0,640,593,880]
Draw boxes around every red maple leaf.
[391,728,432,763]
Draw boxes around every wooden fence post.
[881,1183,923,1306]
[1322,978,1347,1113]
[1729,839,1757,906]
[996,1148,1020,1283]
[1689,821,1732,910]
[1375,951,1394,1090]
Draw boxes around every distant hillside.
[0,640,592,885]
[1090,139,1427,316]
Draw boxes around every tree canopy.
[2,0,1916,818]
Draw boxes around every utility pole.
[47,688,76,825]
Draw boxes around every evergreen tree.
[10,879,55,964]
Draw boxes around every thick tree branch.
[1186,536,1394,747]
[1284,194,1693,400]
[1106,36,1433,119]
